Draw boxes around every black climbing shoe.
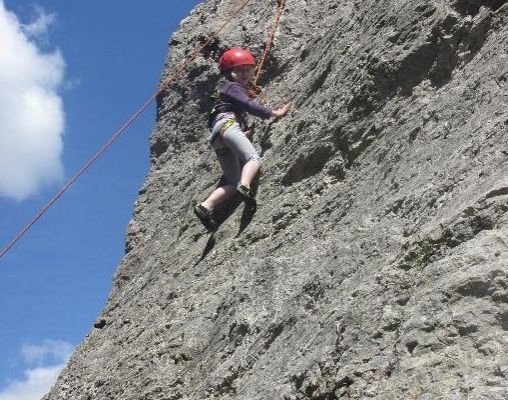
[236,185,257,209]
[193,204,216,232]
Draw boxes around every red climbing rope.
[0,0,254,261]
[251,0,287,103]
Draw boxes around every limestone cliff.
[45,0,508,399]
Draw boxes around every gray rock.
[45,0,508,399]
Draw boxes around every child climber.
[194,47,291,231]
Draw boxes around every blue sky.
[0,1,203,398]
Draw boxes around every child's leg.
[222,125,262,189]
[201,146,241,211]
[240,160,261,188]
[202,185,236,210]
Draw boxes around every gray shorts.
[210,120,262,187]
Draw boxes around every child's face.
[231,65,255,85]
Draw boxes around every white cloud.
[21,6,56,38]
[0,341,73,400]
[21,340,73,365]
[0,0,65,201]
[0,365,64,400]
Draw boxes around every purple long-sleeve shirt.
[210,82,273,129]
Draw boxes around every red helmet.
[219,48,256,72]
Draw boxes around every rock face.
[45,1,508,399]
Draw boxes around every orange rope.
[0,0,253,261]
[251,0,287,103]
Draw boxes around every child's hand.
[272,102,292,118]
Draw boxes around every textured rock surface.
[45,0,508,399]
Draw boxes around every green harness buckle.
[219,119,237,136]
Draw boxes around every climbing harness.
[207,90,222,128]
[218,119,237,136]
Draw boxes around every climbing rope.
[0,0,255,261]
[251,0,287,103]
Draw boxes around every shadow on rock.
[236,178,259,237]
[194,233,216,266]
[194,176,261,264]
[237,204,257,237]
[194,180,241,266]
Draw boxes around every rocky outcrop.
[45,1,508,399]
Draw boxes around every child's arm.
[272,103,291,118]
[224,83,291,120]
